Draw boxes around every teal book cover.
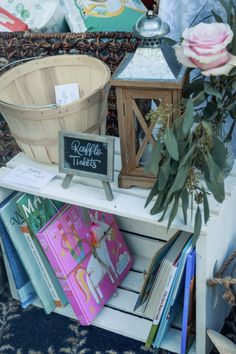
[0,192,55,314]
[16,193,67,307]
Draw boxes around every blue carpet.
[0,287,165,354]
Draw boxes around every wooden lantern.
[111,10,188,189]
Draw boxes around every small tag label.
[0,164,56,189]
[55,83,80,106]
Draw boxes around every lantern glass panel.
[133,99,161,167]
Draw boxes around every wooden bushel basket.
[0,55,111,164]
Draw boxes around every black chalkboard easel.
[59,131,115,201]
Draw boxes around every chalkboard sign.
[59,131,115,182]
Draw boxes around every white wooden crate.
[0,139,236,354]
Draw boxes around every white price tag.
[55,83,80,106]
[0,165,56,189]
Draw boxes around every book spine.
[37,230,89,325]
[16,195,67,307]
[0,217,37,308]
[145,265,177,348]
[0,215,55,314]
[181,252,195,354]
[20,225,63,307]
[153,265,177,325]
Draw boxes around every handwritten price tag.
[1,164,56,189]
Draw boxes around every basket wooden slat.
[0,54,111,164]
[0,31,140,137]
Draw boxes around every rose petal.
[174,45,197,68]
[182,37,232,54]
[182,45,229,64]
[201,54,236,76]
[183,23,233,47]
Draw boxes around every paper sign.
[55,83,80,106]
[0,165,56,189]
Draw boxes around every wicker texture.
[0,31,140,136]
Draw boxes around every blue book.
[0,192,37,308]
[180,249,196,354]
[0,192,56,314]
[152,238,194,349]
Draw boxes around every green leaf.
[203,152,215,182]
[193,207,202,244]
[145,180,159,207]
[167,193,180,230]
[150,191,165,215]
[192,91,206,106]
[212,135,227,169]
[167,164,188,200]
[183,78,204,98]
[178,142,196,169]
[203,102,218,120]
[202,187,210,224]
[145,140,162,175]
[158,158,171,191]
[164,127,179,161]
[232,80,236,90]
[204,82,222,100]
[228,67,236,77]
[224,120,236,143]
[158,193,174,223]
[205,168,225,203]
[211,10,223,22]
[183,99,194,136]
[181,188,189,225]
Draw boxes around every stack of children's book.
[134,230,196,354]
[0,191,133,325]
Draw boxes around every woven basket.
[0,31,140,138]
[0,54,111,164]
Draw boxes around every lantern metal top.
[111,10,187,83]
[133,10,170,42]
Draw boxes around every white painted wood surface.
[0,145,236,353]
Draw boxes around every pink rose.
[174,22,236,76]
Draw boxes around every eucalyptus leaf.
[167,164,188,200]
[164,127,179,161]
[145,140,163,175]
[193,207,202,243]
[192,91,206,106]
[204,82,222,100]
[212,135,227,169]
[158,158,171,191]
[205,170,225,203]
[181,188,189,225]
[202,188,210,224]
[145,180,159,207]
[183,98,194,136]
[211,10,223,22]
[228,67,236,77]
[224,120,236,143]
[150,191,165,215]
[203,152,215,182]
[178,142,196,169]
[158,193,174,223]
[183,78,204,97]
[167,193,181,230]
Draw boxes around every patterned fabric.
[0,288,167,354]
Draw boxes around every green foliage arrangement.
[145,1,236,238]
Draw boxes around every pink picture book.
[36,204,133,325]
